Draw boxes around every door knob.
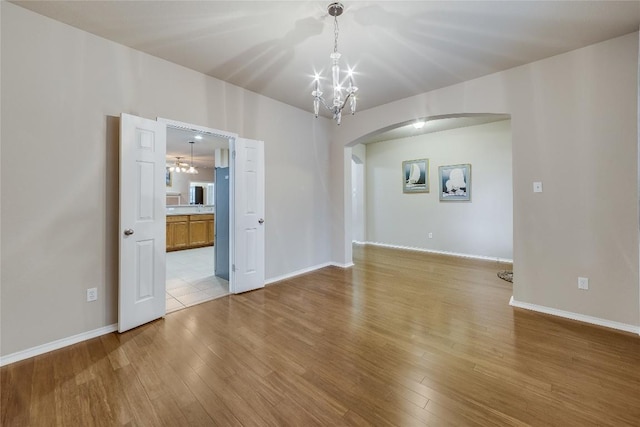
[124,229,135,236]
[258,218,265,224]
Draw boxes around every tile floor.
[166,246,229,313]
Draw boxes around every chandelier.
[168,156,188,173]
[168,141,198,174]
[312,2,358,125]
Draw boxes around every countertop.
[166,211,214,216]
[166,206,215,216]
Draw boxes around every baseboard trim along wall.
[266,262,332,285]
[509,296,640,335]
[0,324,118,367]
[266,261,353,286]
[3,263,354,367]
[331,262,355,268]
[364,241,513,264]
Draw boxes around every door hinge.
[232,264,236,272]
[232,150,236,159]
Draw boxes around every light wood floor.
[2,245,639,426]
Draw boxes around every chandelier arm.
[339,92,353,111]
[316,95,333,113]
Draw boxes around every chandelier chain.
[334,13,339,53]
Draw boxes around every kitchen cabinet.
[166,215,189,251]
[189,214,210,246]
[166,214,214,252]
[207,217,214,245]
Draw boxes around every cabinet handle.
[124,229,135,236]
[258,218,265,224]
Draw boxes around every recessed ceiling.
[11,1,640,118]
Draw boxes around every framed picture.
[439,164,471,201]
[166,169,172,187]
[402,159,429,193]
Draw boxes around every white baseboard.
[364,241,513,263]
[509,296,640,335]
[330,262,355,268]
[265,261,354,286]
[0,323,118,367]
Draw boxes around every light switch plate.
[533,181,543,193]
[578,277,589,290]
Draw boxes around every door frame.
[158,118,238,292]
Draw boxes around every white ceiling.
[166,126,228,168]
[12,0,640,121]
[16,1,637,154]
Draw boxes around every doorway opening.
[345,113,513,264]
[163,122,232,312]
[119,114,265,332]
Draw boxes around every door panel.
[232,138,265,294]
[119,113,166,333]
[136,240,154,300]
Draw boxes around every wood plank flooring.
[2,244,640,426]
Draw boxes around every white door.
[119,113,166,332]
[231,138,265,293]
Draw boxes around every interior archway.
[344,112,513,266]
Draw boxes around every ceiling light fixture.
[168,141,199,174]
[312,2,358,125]
[186,141,198,174]
[169,156,188,173]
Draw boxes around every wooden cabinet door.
[173,221,190,248]
[189,220,208,246]
[166,223,174,250]
[167,215,189,251]
[207,218,215,245]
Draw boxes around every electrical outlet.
[533,181,543,193]
[87,288,98,302]
[578,277,589,290]
[428,232,433,239]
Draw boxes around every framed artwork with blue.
[402,159,429,193]
[439,164,471,201]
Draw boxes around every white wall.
[351,144,366,242]
[365,120,512,260]
[0,3,333,357]
[334,32,639,328]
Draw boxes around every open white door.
[231,138,265,293]
[119,113,166,332]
